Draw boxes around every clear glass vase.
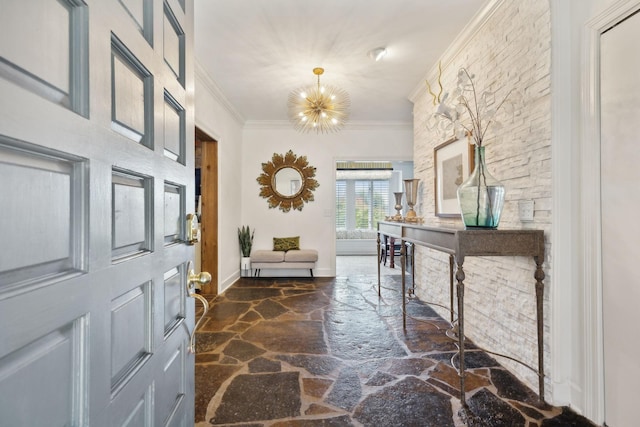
[457,146,505,229]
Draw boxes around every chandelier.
[287,67,350,134]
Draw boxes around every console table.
[377,221,546,407]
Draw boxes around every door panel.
[1,0,70,92]
[0,140,86,289]
[601,9,640,426]
[164,266,185,336]
[112,169,152,259]
[0,318,85,426]
[110,281,153,393]
[0,0,195,425]
[164,92,186,163]
[156,342,187,426]
[111,35,152,145]
[164,183,184,245]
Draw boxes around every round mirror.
[257,150,319,212]
[274,167,303,197]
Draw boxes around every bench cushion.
[284,249,318,262]
[251,250,285,263]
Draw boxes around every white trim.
[194,60,245,126]
[582,15,605,424]
[219,273,239,294]
[193,119,222,145]
[549,0,574,407]
[242,119,412,131]
[582,1,640,424]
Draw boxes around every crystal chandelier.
[287,67,350,134]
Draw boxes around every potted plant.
[238,225,254,274]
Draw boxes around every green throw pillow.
[273,236,300,251]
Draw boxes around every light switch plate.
[518,200,534,222]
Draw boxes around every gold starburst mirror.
[257,150,319,212]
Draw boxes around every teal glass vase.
[456,146,505,229]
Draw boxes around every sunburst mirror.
[257,150,319,212]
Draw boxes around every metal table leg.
[456,260,467,407]
[534,255,546,403]
[401,240,406,330]
[377,233,381,296]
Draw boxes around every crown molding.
[194,62,411,132]
[408,0,506,102]
[194,60,245,126]
[243,120,412,132]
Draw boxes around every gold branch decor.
[427,68,521,147]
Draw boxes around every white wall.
[241,122,413,276]
[194,64,244,292]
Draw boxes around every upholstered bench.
[250,249,318,277]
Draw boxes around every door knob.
[188,269,211,287]
[186,261,211,353]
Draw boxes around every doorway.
[335,160,413,257]
[196,127,219,295]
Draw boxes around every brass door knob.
[185,261,211,353]
[188,270,212,286]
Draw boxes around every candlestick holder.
[404,179,420,218]
[393,192,404,220]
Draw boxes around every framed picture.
[434,136,475,217]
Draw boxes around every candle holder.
[403,179,420,218]
[393,192,404,220]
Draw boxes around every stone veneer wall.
[411,1,552,394]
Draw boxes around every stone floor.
[194,257,595,427]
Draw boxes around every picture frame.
[434,136,475,218]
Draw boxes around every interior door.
[0,0,196,425]
[601,9,640,426]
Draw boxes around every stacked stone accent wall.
[412,1,552,394]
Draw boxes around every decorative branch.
[425,62,444,106]
[428,67,520,147]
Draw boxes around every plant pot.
[241,256,251,276]
[457,146,505,229]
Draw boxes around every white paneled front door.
[0,0,196,425]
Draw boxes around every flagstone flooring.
[194,257,595,426]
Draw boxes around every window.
[336,178,389,231]
[336,180,347,229]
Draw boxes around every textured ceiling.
[194,0,488,124]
